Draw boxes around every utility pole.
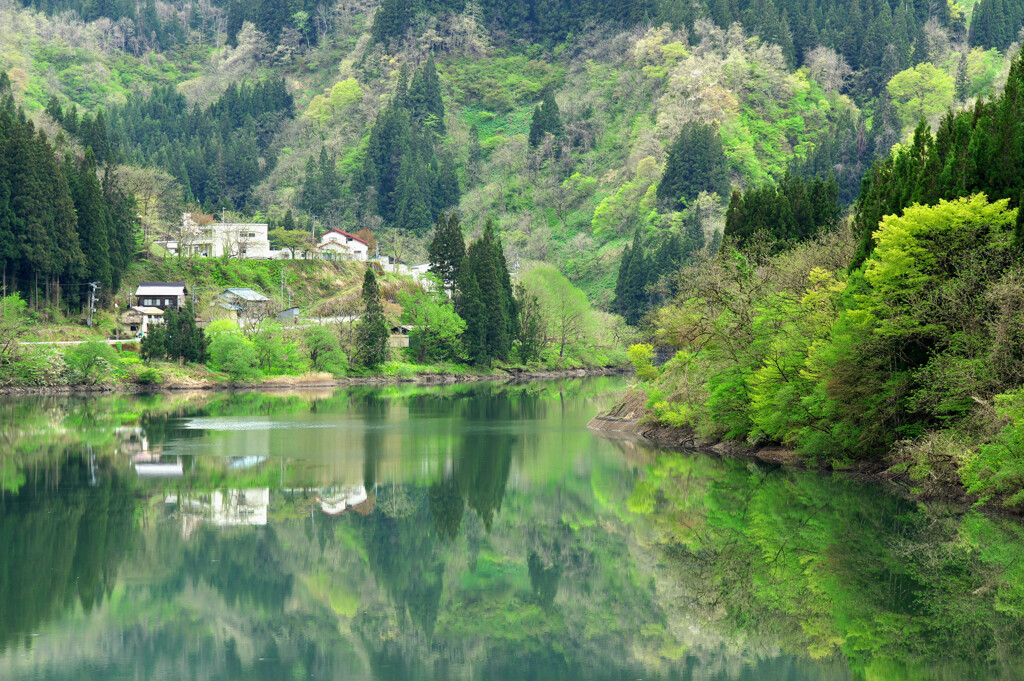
[87,282,99,327]
[280,267,285,310]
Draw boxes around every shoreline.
[587,389,982,509]
[0,366,628,396]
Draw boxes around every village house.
[119,282,190,336]
[135,282,189,310]
[317,229,370,261]
[161,214,274,259]
[216,287,273,325]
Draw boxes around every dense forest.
[0,74,137,309]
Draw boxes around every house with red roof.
[318,229,370,261]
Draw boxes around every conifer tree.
[72,149,113,292]
[657,122,731,209]
[955,53,969,101]
[528,88,564,147]
[428,212,466,294]
[356,269,389,369]
[407,56,445,136]
[614,227,650,326]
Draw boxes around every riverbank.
[0,365,628,396]
[588,387,979,506]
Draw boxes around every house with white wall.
[161,214,274,259]
[317,229,370,261]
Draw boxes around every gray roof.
[219,287,270,302]
[136,282,188,296]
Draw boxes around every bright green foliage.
[657,122,731,210]
[253,323,303,375]
[962,390,1024,507]
[208,333,261,382]
[304,325,348,377]
[521,266,593,362]
[64,341,117,385]
[0,293,29,366]
[628,344,658,382]
[399,285,466,363]
[355,269,389,370]
[886,63,955,128]
[853,49,1024,267]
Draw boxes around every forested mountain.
[0,0,1019,315]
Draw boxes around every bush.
[304,326,348,377]
[254,323,304,375]
[208,334,261,382]
[136,367,162,385]
[628,343,658,381]
[961,390,1024,507]
[64,341,118,385]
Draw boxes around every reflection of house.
[318,229,370,261]
[317,485,369,516]
[162,215,274,259]
[133,454,184,478]
[115,426,151,456]
[169,489,270,538]
[216,288,273,323]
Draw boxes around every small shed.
[217,288,273,323]
[277,306,301,323]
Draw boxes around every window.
[143,298,152,306]
[165,298,171,307]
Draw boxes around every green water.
[1,377,1023,681]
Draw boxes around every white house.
[317,229,370,261]
[162,214,274,259]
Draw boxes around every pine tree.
[407,56,445,137]
[371,0,410,43]
[356,269,389,369]
[955,52,969,102]
[72,149,113,291]
[528,88,564,147]
[428,212,466,294]
[614,227,650,326]
[657,122,731,209]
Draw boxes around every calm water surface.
[1,377,1023,680]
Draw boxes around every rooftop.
[219,287,270,302]
[136,282,188,296]
[319,228,369,246]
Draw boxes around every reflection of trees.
[363,490,444,636]
[0,455,135,652]
[640,453,1024,673]
[183,525,293,612]
[429,476,464,542]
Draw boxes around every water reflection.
[0,379,1023,680]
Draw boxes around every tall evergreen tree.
[356,269,389,369]
[657,122,731,209]
[528,88,564,147]
[428,212,466,294]
[407,56,445,136]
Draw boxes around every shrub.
[136,367,162,385]
[64,341,118,385]
[304,326,348,377]
[628,343,658,381]
[208,333,261,382]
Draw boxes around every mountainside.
[0,0,1019,310]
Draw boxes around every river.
[0,377,1022,680]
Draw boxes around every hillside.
[3,0,1018,313]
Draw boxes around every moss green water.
[0,378,1022,680]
